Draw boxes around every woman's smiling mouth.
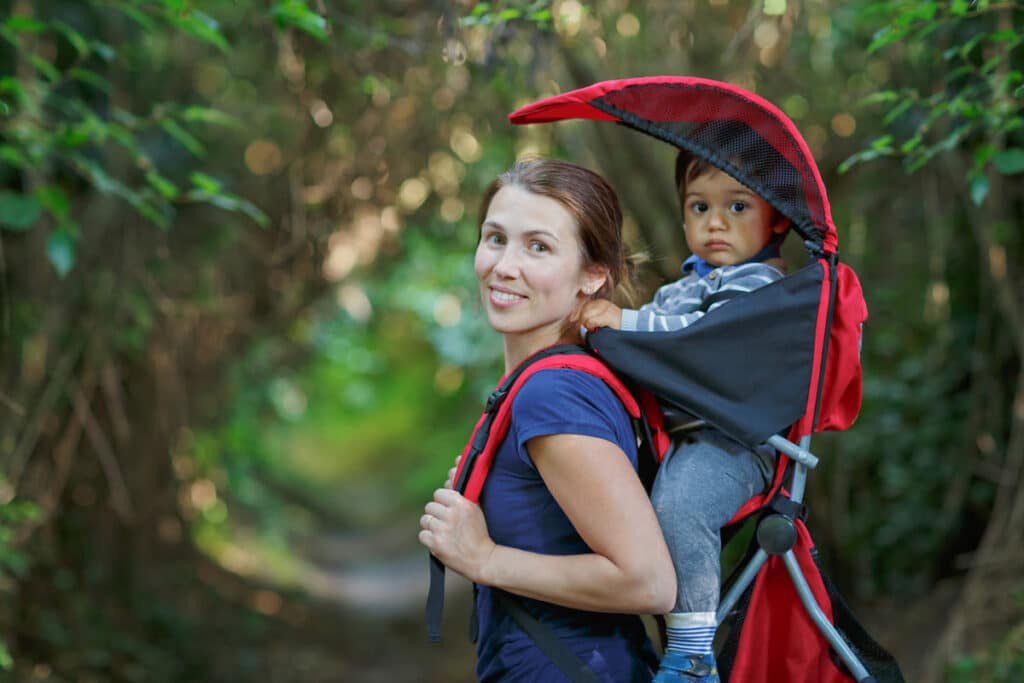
[489,286,527,307]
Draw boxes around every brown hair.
[478,158,636,342]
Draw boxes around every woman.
[418,158,676,682]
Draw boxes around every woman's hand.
[418,488,496,583]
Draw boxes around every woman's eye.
[730,201,747,213]
[529,241,548,253]
[484,232,505,245]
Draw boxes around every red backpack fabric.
[452,346,668,502]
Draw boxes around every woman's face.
[474,185,602,350]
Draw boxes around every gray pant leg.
[650,430,775,613]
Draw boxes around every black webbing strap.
[426,344,591,643]
[769,492,807,521]
[426,554,445,642]
[493,590,604,683]
[697,287,745,312]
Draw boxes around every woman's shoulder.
[514,367,629,417]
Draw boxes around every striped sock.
[664,611,717,655]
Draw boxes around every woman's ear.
[581,264,609,297]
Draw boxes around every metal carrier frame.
[719,434,877,683]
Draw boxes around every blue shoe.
[652,652,719,682]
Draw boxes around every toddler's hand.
[580,300,622,331]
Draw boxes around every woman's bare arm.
[419,433,675,614]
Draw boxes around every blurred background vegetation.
[0,0,1021,681]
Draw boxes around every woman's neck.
[502,327,574,374]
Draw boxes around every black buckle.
[769,492,807,522]
[485,389,507,413]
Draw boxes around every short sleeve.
[509,369,637,469]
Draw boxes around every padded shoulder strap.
[427,343,664,644]
[452,345,642,503]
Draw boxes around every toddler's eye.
[690,201,708,213]
[730,201,747,213]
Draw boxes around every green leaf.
[186,189,269,228]
[992,148,1024,175]
[838,145,894,174]
[969,174,989,206]
[53,20,89,56]
[861,90,900,106]
[868,26,897,53]
[0,76,26,103]
[0,191,40,231]
[145,170,178,199]
[35,185,70,220]
[69,67,112,93]
[172,10,230,52]
[29,54,60,82]
[160,119,205,157]
[71,155,128,195]
[763,0,787,16]
[47,227,76,277]
[272,0,328,40]
[0,641,12,670]
[0,145,25,168]
[958,33,986,60]
[107,123,142,158]
[126,192,172,229]
[113,4,155,30]
[4,16,47,33]
[181,106,241,128]
[189,172,223,194]
[498,9,523,20]
[899,135,923,154]
[91,40,116,61]
[974,144,997,168]
[871,135,894,151]
[991,30,1021,43]
[882,99,914,125]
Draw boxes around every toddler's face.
[679,168,786,268]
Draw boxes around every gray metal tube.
[766,434,819,469]
[781,551,872,681]
[716,548,768,624]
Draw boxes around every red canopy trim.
[509,76,838,253]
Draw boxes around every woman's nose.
[493,248,521,277]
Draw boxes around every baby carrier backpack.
[503,76,905,683]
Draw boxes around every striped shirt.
[621,261,784,332]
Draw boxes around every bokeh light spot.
[244,140,282,176]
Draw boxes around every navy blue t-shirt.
[474,369,659,682]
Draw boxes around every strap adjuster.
[485,389,507,412]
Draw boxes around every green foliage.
[0,498,39,582]
[0,497,41,671]
[843,0,1024,204]
[272,0,329,40]
[947,619,1024,682]
[460,1,555,29]
[0,1,269,276]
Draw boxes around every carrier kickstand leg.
[781,551,875,683]
[718,436,876,683]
